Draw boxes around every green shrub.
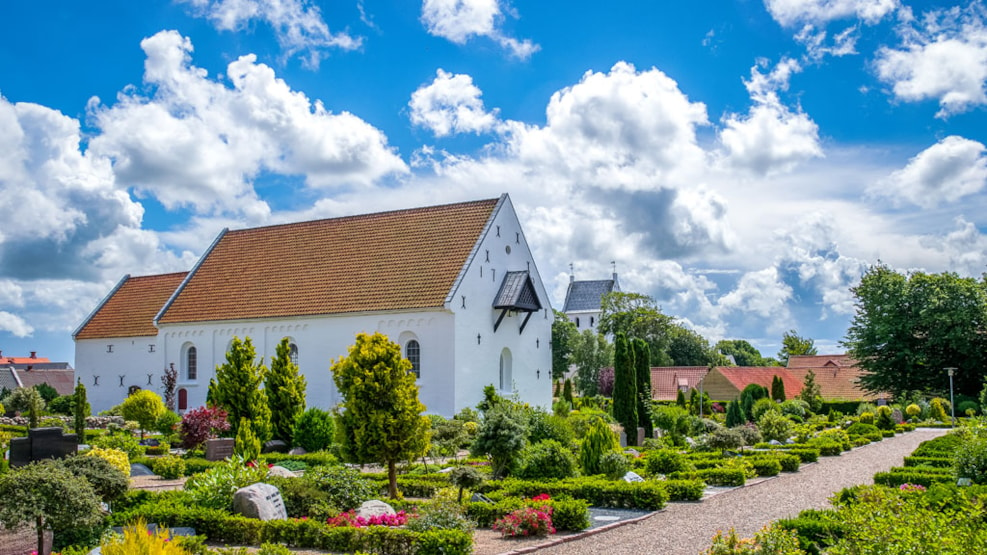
[845,422,880,436]
[671,467,746,486]
[881,430,895,438]
[407,498,475,534]
[527,411,575,446]
[478,476,669,510]
[645,448,693,476]
[92,433,145,459]
[786,448,819,463]
[152,455,187,480]
[806,439,842,456]
[777,509,844,554]
[954,436,987,484]
[751,398,780,421]
[599,451,630,480]
[904,456,953,468]
[958,400,979,415]
[518,439,578,480]
[914,433,965,457]
[748,457,782,477]
[875,406,895,430]
[858,412,875,425]
[305,465,376,510]
[873,469,953,488]
[545,497,590,531]
[257,543,293,555]
[703,427,744,452]
[758,410,794,443]
[661,479,705,501]
[183,455,269,510]
[578,416,619,476]
[292,408,335,452]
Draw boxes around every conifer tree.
[632,338,653,439]
[676,388,687,409]
[210,336,272,442]
[771,375,786,402]
[562,378,574,406]
[611,332,638,445]
[332,332,430,498]
[73,379,90,441]
[234,417,261,461]
[579,416,619,475]
[725,399,744,428]
[797,369,823,412]
[266,337,308,444]
[741,389,754,422]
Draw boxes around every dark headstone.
[232,483,287,520]
[8,437,31,468]
[9,427,78,468]
[261,439,289,454]
[204,438,235,461]
[140,438,161,447]
[130,463,156,477]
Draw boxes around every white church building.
[74,195,553,417]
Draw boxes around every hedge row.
[478,477,671,510]
[670,468,746,487]
[464,497,591,530]
[873,469,955,488]
[109,501,471,555]
[903,456,953,468]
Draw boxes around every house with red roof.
[0,351,76,397]
[649,366,709,401]
[74,195,552,416]
[699,366,804,401]
[786,354,882,401]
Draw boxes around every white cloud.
[875,4,987,117]
[924,217,987,276]
[872,136,987,207]
[88,30,407,217]
[718,267,794,321]
[0,311,33,337]
[178,0,361,67]
[409,69,500,136]
[764,0,899,27]
[421,0,539,59]
[718,58,823,175]
[795,24,860,60]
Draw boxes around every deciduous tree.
[266,337,308,445]
[332,332,430,498]
[715,339,770,367]
[570,329,612,397]
[120,389,166,440]
[599,292,674,365]
[778,329,817,366]
[551,310,578,380]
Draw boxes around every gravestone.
[204,438,235,461]
[267,465,295,478]
[636,427,645,447]
[288,447,307,455]
[892,409,904,424]
[9,427,79,468]
[130,463,156,477]
[619,430,627,448]
[622,471,645,483]
[232,483,287,520]
[262,439,289,454]
[357,500,396,519]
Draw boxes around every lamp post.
[945,367,957,427]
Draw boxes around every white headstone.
[356,500,396,519]
[232,483,287,521]
[266,465,296,478]
[622,471,645,483]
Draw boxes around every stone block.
[232,483,287,521]
[204,438,235,461]
[267,465,295,478]
[357,500,395,519]
[261,439,289,454]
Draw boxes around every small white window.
[289,343,299,366]
[406,340,421,378]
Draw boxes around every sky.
[2,0,987,366]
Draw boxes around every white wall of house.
[158,310,457,416]
[75,336,164,414]
[449,196,553,412]
[566,309,603,335]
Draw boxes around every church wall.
[75,336,164,414]
[450,196,553,413]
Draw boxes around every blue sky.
[2,0,987,365]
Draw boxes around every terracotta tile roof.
[158,198,499,324]
[650,367,709,401]
[787,354,856,368]
[75,272,188,339]
[710,367,804,398]
[0,356,51,364]
[15,369,76,396]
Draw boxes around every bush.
[155,410,182,439]
[84,446,130,477]
[183,455,269,510]
[751,398,780,421]
[703,427,744,452]
[100,518,188,555]
[527,411,575,447]
[858,412,875,425]
[518,439,578,480]
[906,404,922,419]
[152,455,187,480]
[806,439,843,456]
[92,433,145,460]
[599,451,630,480]
[671,467,746,487]
[579,417,619,476]
[875,406,896,430]
[662,479,706,501]
[777,509,844,554]
[703,525,805,555]
[407,498,476,534]
[955,436,987,484]
[180,406,230,450]
[292,408,335,452]
[471,405,527,478]
[646,449,693,476]
[479,476,669,510]
[493,506,555,537]
[845,422,880,436]
[780,400,809,419]
[47,395,75,415]
[305,465,376,511]
[758,411,794,443]
[60,454,130,503]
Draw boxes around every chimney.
[30,351,36,358]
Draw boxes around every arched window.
[590,316,595,326]
[178,388,188,411]
[186,346,197,380]
[289,343,299,366]
[406,340,420,378]
[499,348,512,391]
[575,317,581,328]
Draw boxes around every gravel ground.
[530,428,947,555]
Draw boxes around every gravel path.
[531,428,948,555]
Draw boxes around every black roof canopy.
[492,271,542,333]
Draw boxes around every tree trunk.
[36,515,45,555]
[387,460,399,499]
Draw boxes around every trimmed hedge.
[777,509,845,555]
[743,453,801,473]
[873,469,954,488]
[109,500,472,554]
[903,456,953,468]
[478,477,670,510]
[661,479,706,501]
[912,434,964,457]
[670,468,746,487]
[259,452,338,467]
[465,497,590,530]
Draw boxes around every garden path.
[527,428,948,555]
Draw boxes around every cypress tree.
[611,333,637,445]
[211,336,272,442]
[73,379,90,441]
[725,399,744,427]
[632,338,653,439]
[740,389,754,422]
[771,375,786,402]
[688,388,700,415]
[676,388,687,409]
[562,378,574,406]
[579,416,619,475]
[266,337,308,444]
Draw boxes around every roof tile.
[76,273,188,339]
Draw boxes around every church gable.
[74,272,188,339]
[157,198,499,324]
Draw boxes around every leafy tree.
[332,332,430,498]
[599,292,675,365]
[770,375,786,402]
[6,387,45,428]
[570,329,612,397]
[778,329,818,365]
[0,461,103,555]
[33,383,59,403]
[471,404,526,479]
[266,337,308,445]
[210,336,272,443]
[667,324,727,366]
[449,466,484,503]
[653,405,690,447]
[120,389,166,440]
[632,338,654,439]
[161,363,178,411]
[611,333,638,445]
[551,310,578,380]
[797,369,823,412]
[715,339,768,366]
[843,264,987,398]
[598,367,615,397]
[73,379,90,440]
